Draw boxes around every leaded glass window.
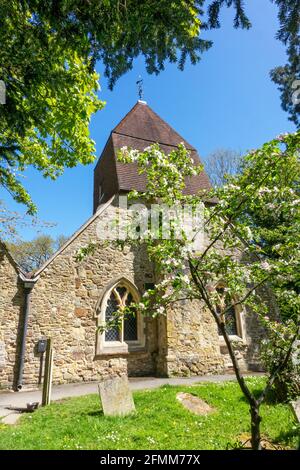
[217,287,238,336]
[223,304,238,336]
[104,284,138,343]
[105,293,120,341]
[124,293,138,341]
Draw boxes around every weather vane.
[136,75,144,101]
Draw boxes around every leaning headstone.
[98,376,135,417]
[291,399,300,423]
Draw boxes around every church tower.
[93,101,211,212]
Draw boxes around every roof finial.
[136,75,144,101]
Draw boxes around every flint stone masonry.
[98,375,135,416]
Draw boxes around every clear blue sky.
[0,0,296,241]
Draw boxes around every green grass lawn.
[0,377,298,450]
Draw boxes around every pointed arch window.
[105,286,138,342]
[96,279,145,354]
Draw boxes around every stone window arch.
[96,278,145,355]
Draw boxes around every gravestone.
[291,399,300,423]
[1,412,21,426]
[176,392,214,415]
[98,376,135,417]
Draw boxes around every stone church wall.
[159,234,268,377]
[164,299,225,376]
[0,245,24,389]
[161,297,266,377]
[20,203,157,388]
[0,202,268,390]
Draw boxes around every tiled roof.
[93,101,212,212]
[112,101,195,150]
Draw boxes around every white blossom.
[261,261,271,271]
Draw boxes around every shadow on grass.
[86,410,104,417]
[239,387,280,405]
[273,426,300,449]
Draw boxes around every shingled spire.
[93,101,211,213]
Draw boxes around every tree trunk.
[217,321,263,450]
[250,405,262,450]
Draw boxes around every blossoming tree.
[116,132,300,450]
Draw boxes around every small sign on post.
[42,339,54,406]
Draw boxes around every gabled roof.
[93,101,212,211]
[29,196,115,280]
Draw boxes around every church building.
[0,101,264,391]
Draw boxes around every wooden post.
[42,339,54,406]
